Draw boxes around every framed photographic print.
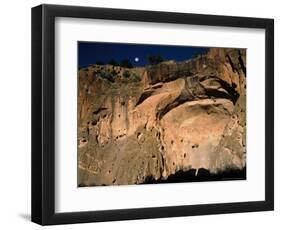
[31,4,274,225]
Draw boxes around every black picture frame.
[31,4,274,225]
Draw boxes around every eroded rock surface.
[78,48,246,186]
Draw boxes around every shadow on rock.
[143,167,246,184]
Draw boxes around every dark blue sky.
[78,42,208,68]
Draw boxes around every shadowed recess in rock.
[142,167,246,184]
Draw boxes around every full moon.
[134,57,139,62]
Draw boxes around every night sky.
[78,42,208,68]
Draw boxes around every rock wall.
[78,48,246,186]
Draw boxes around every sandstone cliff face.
[78,48,246,186]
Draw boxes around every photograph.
[77,42,246,187]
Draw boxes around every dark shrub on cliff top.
[108,59,118,66]
[120,59,133,68]
[96,60,104,65]
[148,55,164,65]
